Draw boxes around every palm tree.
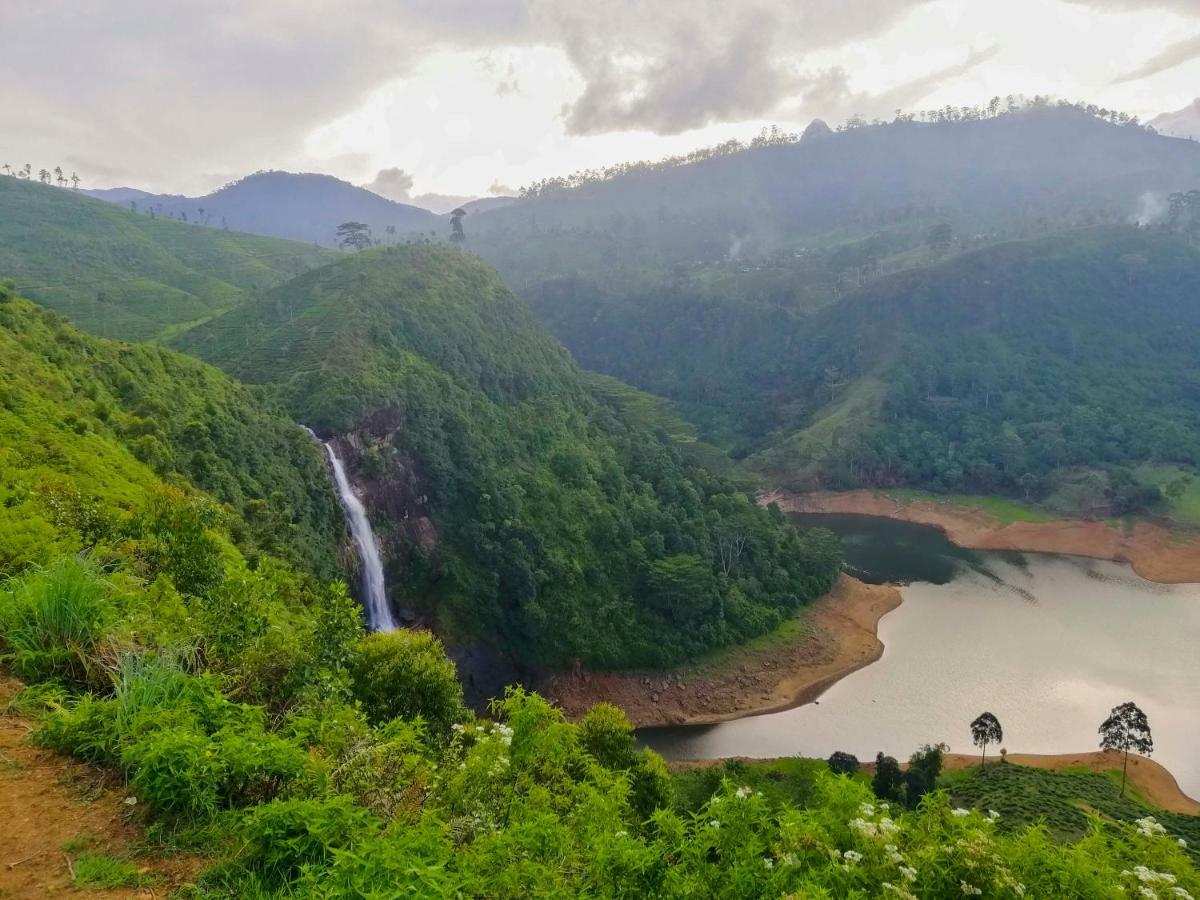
[970,712,1003,772]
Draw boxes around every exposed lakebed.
[641,514,1200,800]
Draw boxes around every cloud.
[1113,33,1200,84]
[1063,0,1200,14]
[364,167,417,202]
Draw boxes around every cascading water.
[304,427,396,632]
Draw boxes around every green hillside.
[749,227,1200,512]
[0,286,342,578]
[0,177,335,342]
[180,245,841,668]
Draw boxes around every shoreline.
[540,574,901,728]
[764,489,1200,584]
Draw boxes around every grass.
[943,763,1199,855]
[1135,464,1200,527]
[72,852,160,889]
[688,612,812,675]
[884,488,1054,524]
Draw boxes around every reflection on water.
[642,518,1200,800]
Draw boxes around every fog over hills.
[1151,99,1200,142]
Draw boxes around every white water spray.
[304,427,396,631]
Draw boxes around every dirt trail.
[765,489,1200,584]
[942,751,1200,814]
[0,678,199,899]
[541,575,901,727]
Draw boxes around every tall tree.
[449,207,467,243]
[970,712,1003,772]
[70,171,80,190]
[336,221,373,251]
[1099,701,1153,798]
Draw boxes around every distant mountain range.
[1151,99,1200,141]
[84,171,449,246]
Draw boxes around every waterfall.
[304,428,396,632]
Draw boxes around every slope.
[87,171,440,247]
[753,226,1200,512]
[0,176,335,342]
[178,245,841,669]
[0,286,342,578]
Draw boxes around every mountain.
[0,285,342,578]
[751,226,1200,514]
[1151,99,1200,141]
[87,171,441,246]
[0,176,335,341]
[178,244,840,668]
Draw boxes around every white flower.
[763,858,774,869]
[1139,889,1157,900]
[614,830,627,838]
[1178,838,1188,849]
[960,881,983,896]
[1169,888,1194,900]
[709,820,720,829]
[987,809,1001,821]
[879,817,900,837]
[844,850,863,863]
[780,853,797,867]
[882,883,918,900]
[860,802,877,816]
[122,796,137,806]
[899,865,918,882]
[850,817,879,837]
[736,786,752,799]
[952,808,971,817]
[1136,817,1168,837]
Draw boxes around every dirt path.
[942,751,1200,814]
[541,575,901,727]
[0,679,200,898]
[765,489,1200,584]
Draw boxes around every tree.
[449,207,467,243]
[827,751,860,776]
[970,712,1003,772]
[53,166,64,186]
[1099,701,1153,798]
[872,752,904,802]
[905,743,947,807]
[336,221,373,251]
[38,168,51,184]
[70,171,80,190]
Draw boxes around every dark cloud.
[1113,33,1200,84]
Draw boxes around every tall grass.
[0,555,111,686]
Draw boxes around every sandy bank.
[540,574,901,728]
[942,751,1200,814]
[765,489,1200,584]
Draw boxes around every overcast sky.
[2,0,1199,205]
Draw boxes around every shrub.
[122,725,223,819]
[827,751,861,776]
[0,555,111,687]
[349,630,466,734]
[212,728,310,807]
[236,796,380,886]
[579,703,638,769]
[331,720,433,821]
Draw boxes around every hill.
[178,244,841,668]
[1151,99,1200,141]
[87,171,441,247]
[0,286,342,578]
[0,176,335,341]
[752,227,1200,512]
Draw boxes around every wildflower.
[1169,888,1194,900]
[860,802,876,816]
[987,809,1001,821]
[122,796,137,806]
[709,820,720,829]
[882,883,918,900]
[960,881,983,896]
[1138,889,1156,900]
[899,865,918,882]
[763,858,774,869]
[780,853,797,867]
[879,817,900,837]
[952,808,971,817]
[844,850,863,863]
[1178,838,1188,849]
[850,817,879,838]
[1136,817,1167,837]
[614,830,627,838]
[736,786,752,799]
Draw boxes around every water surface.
[643,516,1200,799]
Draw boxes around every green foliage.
[236,796,380,887]
[349,629,465,734]
[0,175,334,341]
[828,751,861,776]
[0,556,111,687]
[179,244,842,667]
[0,295,342,578]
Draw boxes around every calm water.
[642,515,1200,799]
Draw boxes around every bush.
[122,725,223,819]
[0,556,111,687]
[579,703,638,769]
[331,720,433,821]
[237,796,380,886]
[827,751,861,776]
[349,630,465,734]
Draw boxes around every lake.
[641,514,1200,799]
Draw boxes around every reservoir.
[641,514,1200,800]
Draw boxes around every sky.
[2,0,1200,207]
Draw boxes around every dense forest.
[177,244,840,668]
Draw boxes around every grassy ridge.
[0,177,334,342]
